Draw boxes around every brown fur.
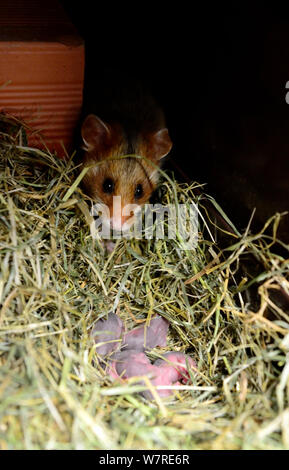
[80,111,172,223]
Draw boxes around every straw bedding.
[0,115,289,449]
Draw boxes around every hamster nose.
[110,217,122,231]
[110,215,131,231]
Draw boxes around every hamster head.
[80,114,172,232]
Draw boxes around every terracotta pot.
[0,0,84,157]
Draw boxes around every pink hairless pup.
[91,312,196,399]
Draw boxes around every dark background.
[59,1,289,241]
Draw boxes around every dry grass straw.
[0,115,289,449]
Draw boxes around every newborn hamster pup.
[80,83,172,232]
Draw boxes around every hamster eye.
[102,178,114,194]
[134,183,143,199]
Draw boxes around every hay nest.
[0,114,289,450]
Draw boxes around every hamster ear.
[81,114,110,151]
[148,128,173,161]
